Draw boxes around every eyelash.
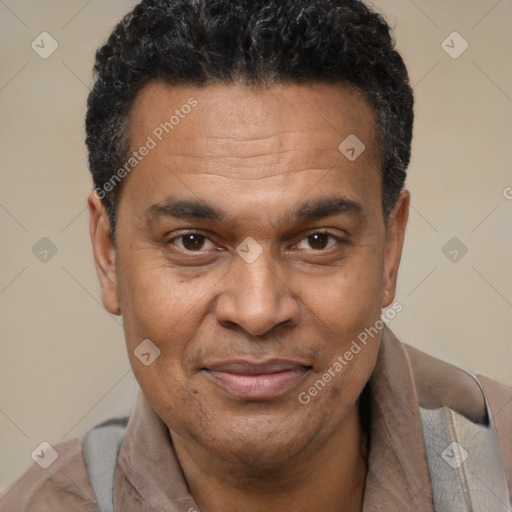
[166,230,348,253]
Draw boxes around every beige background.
[1,0,511,491]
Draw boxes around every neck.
[171,401,368,512]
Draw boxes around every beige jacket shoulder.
[404,341,512,503]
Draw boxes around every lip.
[201,359,312,400]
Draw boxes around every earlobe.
[381,188,410,308]
[88,191,121,315]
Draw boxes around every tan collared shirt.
[1,327,510,511]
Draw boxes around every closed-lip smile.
[201,359,312,400]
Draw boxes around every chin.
[195,414,325,474]
[213,440,305,474]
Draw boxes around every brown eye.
[181,234,206,251]
[308,233,330,250]
[169,233,216,252]
[296,232,339,251]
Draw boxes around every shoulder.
[0,437,98,512]
[476,372,512,501]
[402,341,488,424]
[397,331,512,501]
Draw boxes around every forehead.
[127,80,379,163]
[120,80,383,226]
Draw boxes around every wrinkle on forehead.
[128,81,379,162]
[173,167,337,181]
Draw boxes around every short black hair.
[86,0,413,237]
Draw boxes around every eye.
[168,232,217,252]
[294,231,344,251]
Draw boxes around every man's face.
[90,81,408,469]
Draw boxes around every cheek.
[291,246,384,395]
[116,255,235,408]
[294,246,384,330]
[117,253,219,342]
[295,340,379,439]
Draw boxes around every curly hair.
[86,0,413,236]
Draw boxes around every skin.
[89,81,409,511]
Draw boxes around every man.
[1,0,511,510]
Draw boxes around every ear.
[88,191,120,315]
[381,188,410,308]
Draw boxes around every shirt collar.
[361,325,433,510]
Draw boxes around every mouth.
[201,360,313,400]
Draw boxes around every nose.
[214,248,301,337]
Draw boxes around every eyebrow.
[144,195,364,227]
